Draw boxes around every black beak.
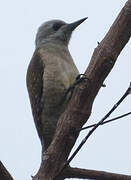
[67,17,88,31]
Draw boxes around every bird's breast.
[43,65,72,108]
[39,45,79,111]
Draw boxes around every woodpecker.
[26,18,87,151]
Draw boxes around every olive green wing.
[26,49,44,141]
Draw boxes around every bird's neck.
[35,36,69,48]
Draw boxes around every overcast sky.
[0,0,131,179]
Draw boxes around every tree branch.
[0,161,13,180]
[64,84,131,167]
[78,111,131,131]
[33,0,131,179]
[65,167,131,180]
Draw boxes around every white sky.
[0,0,131,179]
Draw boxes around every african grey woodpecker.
[26,17,87,151]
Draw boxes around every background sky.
[0,0,131,179]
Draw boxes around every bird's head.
[35,17,87,47]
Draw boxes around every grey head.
[35,17,87,47]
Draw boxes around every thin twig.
[65,83,131,166]
[77,111,131,131]
[54,83,131,179]
[66,83,131,165]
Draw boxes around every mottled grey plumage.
[26,18,87,151]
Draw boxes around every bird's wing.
[26,49,45,140]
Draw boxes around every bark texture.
[65,167,131,180]
[0,161,13,180]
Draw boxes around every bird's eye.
[52,23,62,31]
